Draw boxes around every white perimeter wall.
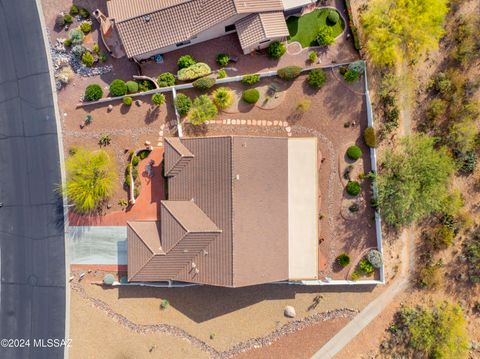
[287,137,318,280]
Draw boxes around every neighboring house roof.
[107,0,286,58]
[236,11,290,50]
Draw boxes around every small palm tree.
[211,87,234,109]
[98,134,112,147]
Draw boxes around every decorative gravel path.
[71,279,357,358]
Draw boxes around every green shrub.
[84,114,93,125]
[177,55,196,69]
[80,21,92,34]
[418,263,443,289]
[177,63,211,81]
[327,10,340,25]
[346,145,362,160]
[64,14,73,24]
[132,155,139,166]
[160,299,169,309]
[367,250,383,268]
[308,51,317,63]
[79,7,90,18]
[126,81,139,94]
[351,271,361,280]
[428,224,455,250]
[316,25,335,46]
[188,95,218,125]
[92,43,100,54]
[151,93,165,106]
[344,69,359,82]
[98,134,111,147]
[218,69,227,79]
[192,77,216,90]
[242,74,260,85]
[363,127,376,148]
[359,258,375,274]
[84,84,103,101]
[336,253,351,267]
[242,89,260,104]
[346,181,361,196]
[110,79,127,97]
[157,72,176,87]
[68,28,84,45]
[123,96,133,106]
[69,4,79,15]
[81,51,94,67]
[138,80,155,92]
[212,87,234,109]
[348,60,365,74]
[267,41,286,59]
[426,98,447,123]
[63,39,72,47]
[277,65,302,80]
[174,93,192,116]
[307,68,327,88]
[216,53,229,66]
[138,150,151,160]
[71,45,86,58]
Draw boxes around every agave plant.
[98,134,112,147]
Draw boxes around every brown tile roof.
[128,136,291,287]
[107,0,286,58]
[236,11,289,50]
[164,137,194,176]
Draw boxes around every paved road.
[0,1,66,358]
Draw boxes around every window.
[176,40,191,47]
[225,24,236,32]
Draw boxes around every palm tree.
[211,87,234,109]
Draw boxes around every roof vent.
[183,249,189,253]
[235,174,240,180]
[144,15,151,22]
[194,268,200,274]
[192,262,197,268]
[202,249,208,256]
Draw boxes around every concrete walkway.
[67,226,127,265]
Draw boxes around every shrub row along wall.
[345,0,361,51]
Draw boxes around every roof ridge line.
[116,0,194,23]
[230,136,235,287]
[128,222,158,254]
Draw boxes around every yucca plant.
[211,87,234,109]
[98,134,111,147]
[62,148,117,214]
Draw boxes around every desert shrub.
[348,60,365,74]
[367,250,383,268]
[346,181,361,196]
[432,72,452,95]
[131,155,139,166]
[457,151,476,174]
[68,28,84,45]
[217,69,227,79]
[307,68,327,88]
[103,274,115,285]
[359,258,375,275]
[84,114,93,125]
[267,41,286,59]
[151,93,165,106]
[177,55,196,69]
[84,84,103,101]
[63,14,73,24]
[63,39,72,47]
[109,79,127,97]
[296,98,311,112]
[98,134,111,147]
[212,87,234,109]
[336,253,351,267]
[126,81,139,94]
[242,89,260,104]
[351,271,361,280]
[448,118,478,154]
[308,51,317,63]
[122,96,133,106]
[188,95,218,125]
[174,93,192,116]
[363,127,376,148]
[92,43,100,54]
[327,10,340,25]
[81,51,94,67]
[277,65,302,81]
[79,7,90,18]
[344,69,359,82]
[62,148,117,213]
[316,25,335,46]
[426,98,447,124]
[464,229,480,284]
[137,80,155,92]
[177,63,211,81]
[242,74,260,85]
[160,299,170,310]
[346,145,362,160]
[56,14,65,27]
[71,45,86,58]
[216,53,229,66]
[418,262,443,289]
[157,72,176,87]
[58,67,74,85]
[192,77,216,90]
[80,21,92,34]
[427,224,455,250]
[69,4,79,15]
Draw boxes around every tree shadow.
[145,106,160,124]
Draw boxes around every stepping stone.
[157,142,162,146]
[286,126,291,133]
[159,131,163,136]
[273,120,278,126]
[261,120,267,126]
[160,124,165,129]
[241,120,246,125]
[267,121,272,126]
[232,119,236,125]
[247,120,252,125]
[283,121,288,127]
[227,119,231,124]
[252,120,257,125]
[287,132,292,137]
[205,120,210,124]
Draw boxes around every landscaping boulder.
[284,305,296,318]
[107,104,113,112]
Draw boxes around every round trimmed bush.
[346,145,362,160]
[79,7,90,18]
[151,93,165,106]
[122,96,133,106]
[359,259,375,275]
[63,14,73,24]
[110,79,127,97]
[327,10,340,25]
[174,93,192,116]
[267,41,286,59]
[242,89,260,104]
[63,38,72,47]
[192,77,216,90]
[346,181,361,196]
[242,74,260,85]
[81,51,94,67]
[69,4,79,15]
[367,250,383,269]
[336,253,351,267]
[344,69,359,82]
[71,45,86,58]
[307,68,327,88]
[84,84,103,101]
[157,72,176,87]
[177,63,211,81]
[363,127,376,148]
[126,81,139,94]
[80,21,92,34]
[316,25,335,46]
[216,53,229,66]
[177,55,196,69]
[277,65,302,81]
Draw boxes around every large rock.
[284,305,296,318]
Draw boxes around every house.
[127,136,319,287]
[105,0,291,59]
